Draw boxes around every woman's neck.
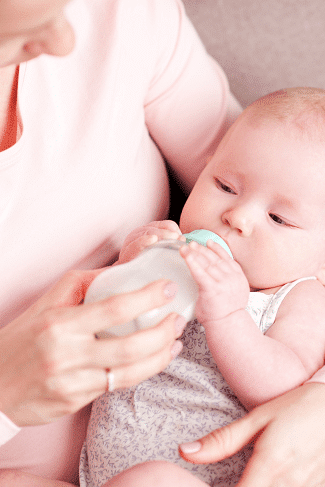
[0,64,20,152]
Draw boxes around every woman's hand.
[117,220,183,264]
[0,269,185,427]
[180,382,325,486]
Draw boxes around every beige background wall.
[183,0,325,107]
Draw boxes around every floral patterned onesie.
[79,277,315,487]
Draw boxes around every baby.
[79,87,325,487]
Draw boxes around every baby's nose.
[221,207,254,236]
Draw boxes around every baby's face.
[180,116,325,291]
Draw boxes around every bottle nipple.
[183,229,233,258]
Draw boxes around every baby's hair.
[245,87,325,141]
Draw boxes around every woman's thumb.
[179,412,265,464]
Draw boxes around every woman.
[0,0,240,485]
[1,0,324,486]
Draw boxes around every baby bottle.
[84,229,232,337]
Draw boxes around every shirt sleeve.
[144,0,241,193]
[0,411,21,446]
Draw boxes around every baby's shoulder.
[276,277,325,321]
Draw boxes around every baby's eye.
[269,213,288,226]
[215,178,236,194]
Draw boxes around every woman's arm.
[144,0,241,194]
[179,382,325,487]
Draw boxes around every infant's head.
[180,87,325,291]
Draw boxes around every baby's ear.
[316,264,325,286]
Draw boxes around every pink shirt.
[0,0,230,482]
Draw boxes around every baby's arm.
[180,241,325,410]
[117,220,182,265]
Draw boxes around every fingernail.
[175,315,187,336]
[189,241,199,249]
[179,441,202,454]
[164,281,178,299]
[171,340,183,359]
[179,245,189,256]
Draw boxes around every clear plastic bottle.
[84,230,232,337]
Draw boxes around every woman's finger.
[40,278,179,336]
[88,312,185,369]
[108,338,183,390]
[179,409,264,464]
[206,239,233,260]
[44,315,185,403]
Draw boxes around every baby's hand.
[118,220,183,265]
[180,240,250,326]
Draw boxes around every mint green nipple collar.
[183,229,233,258]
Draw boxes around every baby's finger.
[188,242,237,277]
[148,220,182,233]
[206,240,233,260]
[143,220,182,240]
[144,228,181,242]
[181,241,222,268]
[120,222,177,248]
[126,234,159,256]
[118,234,159,264]
[188,240,232,264]
[181,246,221,290]
[181,244,211,269]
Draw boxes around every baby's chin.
[244,269,281,293]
